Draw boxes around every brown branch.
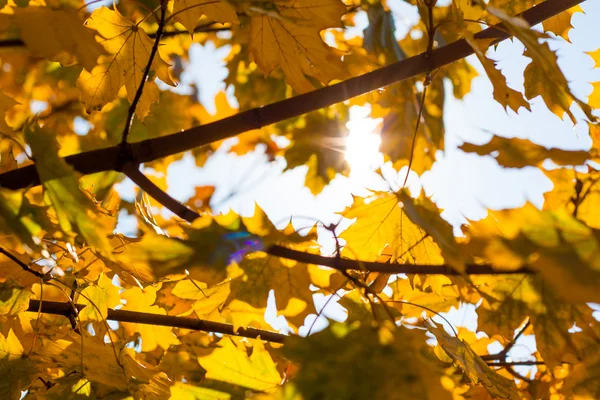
[120,1,167,145]
[26,300,286,343]
[267,245,534,275]
[486,361,545,366]
[122,162,200,221]
[0,247,48,279]
[0,0,584,190]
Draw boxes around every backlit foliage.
[0,0,599,398]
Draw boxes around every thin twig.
[0,247,48,279]
[120,1,167,146]
[0,0,583,190]
[481,319,531,361]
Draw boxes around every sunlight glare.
[344,106,382,170]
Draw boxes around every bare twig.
[0,0,584,190]
[481,319,531,361]
[26,300,286,343]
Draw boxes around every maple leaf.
[121,285,180,352]
[0,93,18,134]
[77,7,174,120]
[197,338,281,392]
[229,253,316,329]
[13,7,105,71]
[284,323,452,400]
[429,324,520,400]
[78,273,121,321]
[25,123,114,255]
[459,135,589,168]
[340,191,444,264]
[542,5,583,42]
[0,330,36,400]
[465,37,530,113]
[171,0,239,34]
[0,282,32,316]
[248,0,348,93]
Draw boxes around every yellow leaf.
[169,382,231,400]
[25,123,114,254]
[487,5,595,123]
[172,0,238,34]
[466,37,530,113]
[77,7,174,120]
[121,285,180,352]
[13,6,105,71]
[197,338,281,392]
[429,325,520,400]
[249,0,347,93]
[78,273,121,321]
[459,135,589,168]
[171,279,230,317]
[0,330,34,400]
[340,192,444,264]
[0,93,18,134]
[542,5,583,42]
[0,283,32,316]
[588,47,600,68]
[589,81,600,109]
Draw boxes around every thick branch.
[26,300,285,343]
[0,0,584,190]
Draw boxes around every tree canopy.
[0,0,599,398]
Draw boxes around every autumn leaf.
[542,5,583,42]
[0,93,18,134]
[284,323,452,400]
[465,37,530,113]
[459,135,589,168]
[340,191,444,264]
[248,0,348,93]
[0,330,35,400]
[121,285,180,351]
[77,7,174,120]
[78,273,121,321]
[13,6,105,71]
[0,282,32,316]
[429,324,520,400]
[25,123,114,254]
[172,0,239,34]
[197,338,281,392]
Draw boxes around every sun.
[344,107,382,170]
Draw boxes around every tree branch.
[267,245,533,274]
[0,0,584,189]
[0,247,48,279]
[26,300,286,343]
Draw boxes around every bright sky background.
[109,0,600,372]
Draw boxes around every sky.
[109,0,600,371]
